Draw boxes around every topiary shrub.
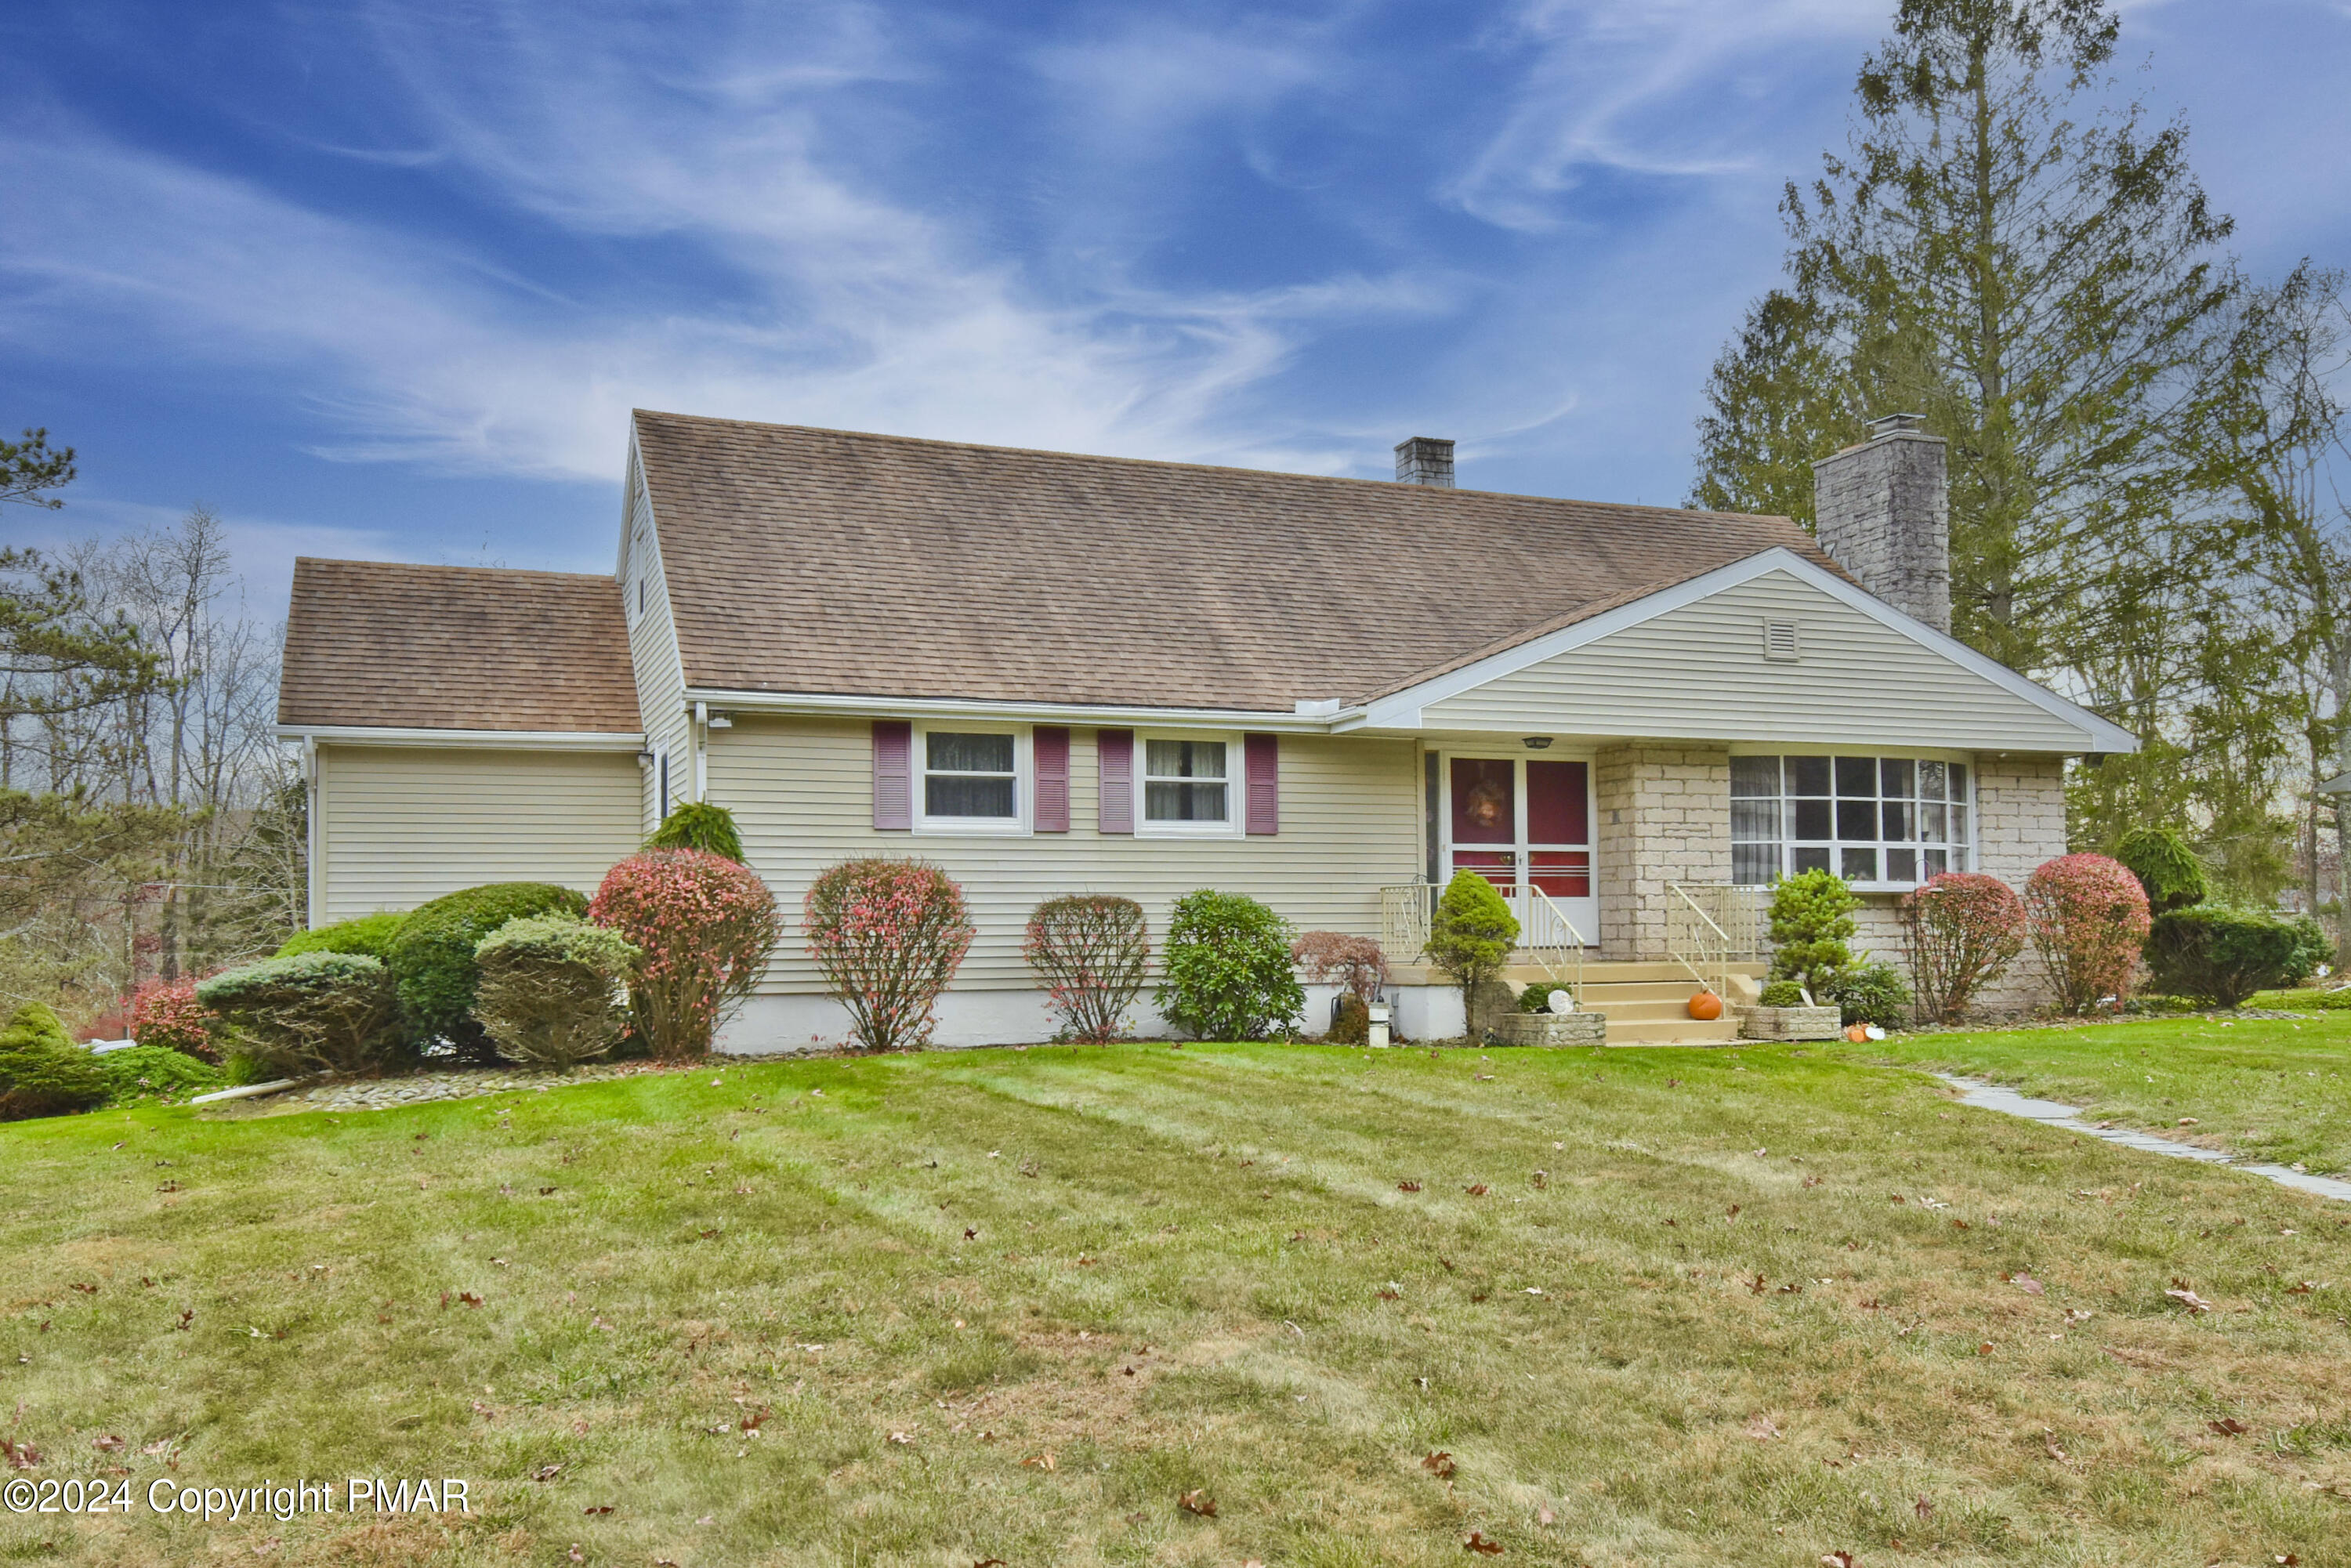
[1899,871,2027,1023]
[2025,853,2151,1014]
[2114,827,2207,914]
[471,913,643,1070]
[596,850,784,1059]
[386,883,587,1062]
[194,953,402,1077]
[1157,889,1304,1042]
[0,1002,107,1120]
[1767,869,1859,997]
[1823,961,1912,1029]
[277,911,408,961]
[1518,980,1575,1012]
[1023,895,1150,1043]
[2146,907,2320,1009]
[129,975,221,1063]
[1423,871,1519,1037]
[646,802,745,862]
[1757,980,1808,1008]
[1293,931,1391,1013]
[93,1044,225,1106]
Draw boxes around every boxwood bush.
[197,952,403,1077]
[94,1044,225,1106]
[386,883,587,1061]
[277,911,408,961]
[471,913,641,1069]
[1824,961,1913,1029]
[0,1002,107,1120]
[1757,980,1808,1008]
[2148,907,2331,1008]
[1157,889,1303,1041]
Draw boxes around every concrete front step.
[1602,1016,1741,1044]
[1584,998,1726,1024]
[1393,961,1766,987]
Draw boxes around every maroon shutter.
[1034,726,1070,832]
[872,720,912,830]
[1097,729,1134,834]
[1244,732,1278,835]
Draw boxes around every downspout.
[693,701,708,803]
[302,735,322,930]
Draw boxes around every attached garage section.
[312,744,645,923]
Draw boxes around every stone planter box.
[1491,1011,1607,1048]
[1734,1005,1843,1041]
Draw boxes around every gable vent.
[1762,618,1801,661]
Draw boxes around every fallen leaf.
[1465,1183,1489,1197]
[1914,1497,1933,1520]
[1802,1175,1824,1189]
[1744,1415,1781,1440]
[581,1504,612,1515]
[92,1435,124,1452]
[740,1408,770,1432]
[531,1465,564,1482]
[1538,1507,1556,1525]
[1821,1554,1853,1568]
[888,1431,914,1446]
[2164,1287,2215,1314]
[1422,1450,1457,1478]
[567,1548,583,1565]
[1464,1530,1505,1555]
[3,1441,42,1468]
[2012,1274,2045,1295]
[2208,1418,2249,1436]
[1179,1488,1217,1518]
[458,1292,484,1308]
[1023,1452,1056,1472]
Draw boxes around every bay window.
[1731,754,1970,889]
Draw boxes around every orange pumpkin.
[1686,990,1723,1022]
[1846,1023,1869,1042]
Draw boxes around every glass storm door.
[1444,755,1597,947]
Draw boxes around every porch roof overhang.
[275,724,648,751]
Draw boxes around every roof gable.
[1377,552,2133,753]
[631,409,1845,712]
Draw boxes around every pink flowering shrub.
[589,849,781,1059]
[1898,872,2026,1023]
[1023,895,1150,1043]
[2025,853,2152,1014]
[131,976,220,1062]
[804,859,975,1052]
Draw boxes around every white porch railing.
[1380,881,1588,1000]
[1663,881,1764,1000]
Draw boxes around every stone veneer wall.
[1845,753,2070,1016]
[1594,744,1733,961]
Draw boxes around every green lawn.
[5,1034,2350,1566]
[1820,1008,2351,1175]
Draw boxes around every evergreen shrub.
[386,883,587,1061]
[94,1044,225,1106]
[1824,961,1913,1029]
[1767,869,1858,996]
[2114,827,2207,914]
[1423,871,1519,1036]
[645,802,745,862]
[1157,889,1303,1042]
[1023,895,1150,1043]
[0,1002,107,1120]
[472,913,643,1069]
[1757,980,1808,1008]
[194,953,402,1077]
[2146,907,2325,1009]
[599,850,784,1059]
[277,912,408,961]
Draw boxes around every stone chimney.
[1810,413,1951,632]
[1394,436,1454,488]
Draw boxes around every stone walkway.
[1938,1073,2351,1204]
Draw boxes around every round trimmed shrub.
[93,1044,225,1106]
[596,850,783,1059]
[1519,981,1574,1012]
[2025,853,2151,1014]
[1824,961,1912,1029]
[130,975,221,1062]
[277,911,408,961]
[1757,980,1808,1008]
[645,802,745,862]
[196,952,403,1077]
[0,1002,107,1120]
[2146,907,2324,1009]
[2114,827,2207,914]
[386,884,587,1061]
[1898,871,2027,1023]
[1157,889,1304,1042]
[800,857,970,1054]
[1024,895,1150,1043]
[472,913,642,1070]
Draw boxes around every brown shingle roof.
[634,410,1845,712]
[279,559,642,733]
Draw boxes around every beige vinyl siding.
[621,447,690,829]
[314,744,643,922]
[1421,570,2093,751]
[709,716,1421,993]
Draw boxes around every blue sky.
[5,1,2348,618]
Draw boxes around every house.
[276,410,2135,1046]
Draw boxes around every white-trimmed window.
[1731,755,1971,889]
[1137,733,1238,836]
[916,725,1027,833]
